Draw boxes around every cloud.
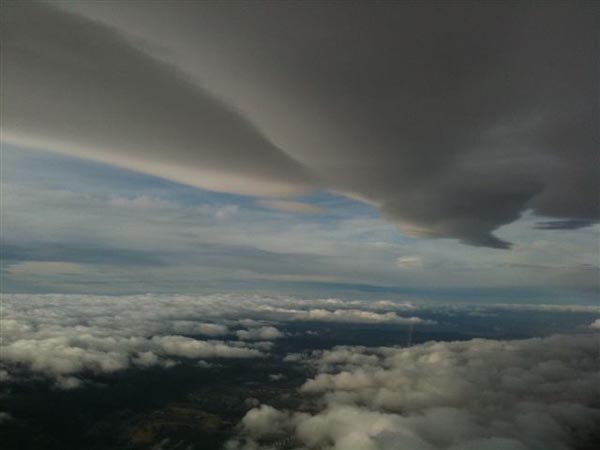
[288,309,432,325]
[257,200,323,215]
[152,336,262,359]
[2,2,597,247]
[590,319,600,330]
[231,297,430,324]
[171,321,229,337]
[236,326,285,341]
[0,294,276,386]
[239,405,296,440]
[229,333,600,450]
[3,170,597,296]
[1,241,167,268]
[0,293,432,386]
[1,2,312,198]
[459,303,600,314]
[6,261,87,276]
[395,257,423,270]
[1,294,594,392]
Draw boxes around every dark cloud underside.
[2,1,597,248]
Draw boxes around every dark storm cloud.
[0,2,313,197]
[2,1,597,248]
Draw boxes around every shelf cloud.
[1,2,313,198]
[2,2,597,247]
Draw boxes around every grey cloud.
[3,2,597,247]
[63,2,599,248]
[1,2,312,197]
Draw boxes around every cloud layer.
[230,333,600,450]
[2,2,597,247]
[1,2,312,197]
[0,293,429,387]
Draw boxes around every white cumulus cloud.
[229,333,600,450]
[236,326,285,341]
[0,293,432,387]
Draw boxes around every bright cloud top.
[0,293,430,387]
[230,333,600,450]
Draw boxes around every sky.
[1,1,598,304]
